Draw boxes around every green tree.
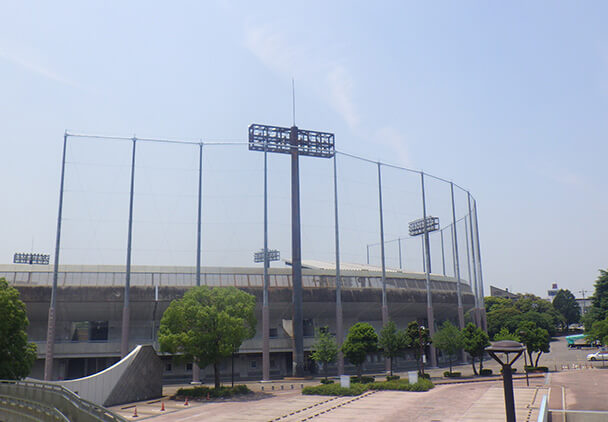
[553,289,581,331]
[0,278,37,379]
[310,327,338,380]
[518,321,550,367]
[493,327,520,342]
[404,321,431,376]
[432,321,463,374]
[484,296,514,313]
[341,323,378,379]
[159,286,256,389]
[586,269,608,327]
[462,322,490,375]
[378,321,408,376]
[587,318,608,346]
[487,307,522,338]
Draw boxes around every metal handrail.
[0,394,70,421]
[0,380,127,422]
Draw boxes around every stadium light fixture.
[13,253,50,265]
[254,249,280,263]
[408,216,440,237]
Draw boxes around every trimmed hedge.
[443,371,462,378]
[386,375,400,381]
[302,383,368,396]
[303,378,434,396]
[320,378,334,385]
[479,369,493,376]
[175,385,250,399]
[350,376,375,384]
[524,366,549,373]
[368,378,434,392]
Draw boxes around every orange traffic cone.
[184,397,189,406]
[132,406,138,418]
[160,401,165,411]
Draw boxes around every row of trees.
[311,320,493,379]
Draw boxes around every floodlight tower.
[249,123,335,376]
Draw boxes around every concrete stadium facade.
[2,263,475,382]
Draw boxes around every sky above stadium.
[1,1,607,298]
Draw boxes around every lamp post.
[485,340,526,422]
[419,325,427,376]
[518,331,530,387]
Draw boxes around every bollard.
[132,406,138,418]
[281,385,284,390]
[291,384,294,389]
[160,401,165,411]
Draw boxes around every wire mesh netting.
[53,132,482,296]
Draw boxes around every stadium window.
[303,319,314,337]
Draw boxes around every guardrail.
[537,394,548,422]
[0,380,126,422]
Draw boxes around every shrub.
[320,378,334,385]
[443,371,462,378]
[175,385,250,399]
[479,369,493,376]
[302,383,367,396]
[500,368,517,374]
[419,373,431,380]
[386,375,400,381]
[350,375,375,384]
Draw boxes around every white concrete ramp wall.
[51,345,162,407]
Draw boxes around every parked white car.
[586,351,608,361]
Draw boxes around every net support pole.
[333,155,344,375]
[420,172,437,368]
[192,142,203,384]
[290,126,304,377]
[121,137,137,358]
[44,131,68,381]
[450,183,466,363]
[262,140,271,381]
[467,192,481,328]
[377,162,390,372]
[473,199,487,332]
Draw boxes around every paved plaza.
[110,337,608,421]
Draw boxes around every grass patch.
[302,383,368,396]
[174,385,251,399]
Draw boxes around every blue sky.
[1,1,607,297]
